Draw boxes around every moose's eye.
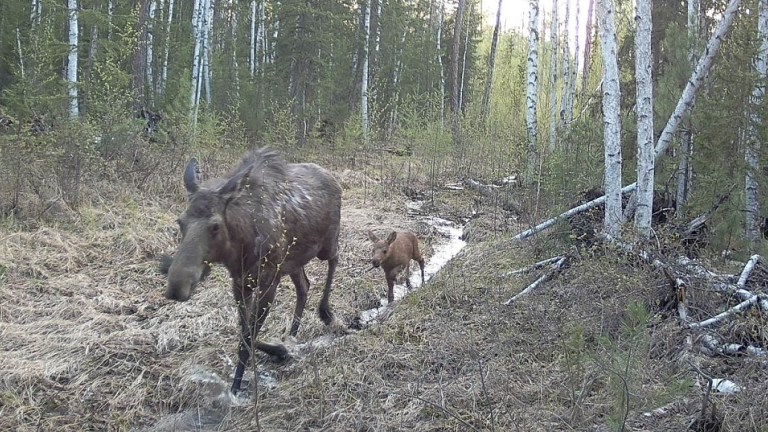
[210,222,220,236]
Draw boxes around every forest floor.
[0,150,766,431]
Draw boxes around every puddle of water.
[358,212,466,325]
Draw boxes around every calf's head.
[367,230,398,268]
[165,157,251,302]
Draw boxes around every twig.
[687,359,714,427]
[503,256,567,305]
[500,256,564,277]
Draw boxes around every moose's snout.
[372,259,381,268]
[165,269,200,302]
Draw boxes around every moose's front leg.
[231,283,254,395]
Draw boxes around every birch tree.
[190,0,204,119]
[634,0,654,239]
[559,0,571,132]
[161,0,175,94]
[146,0,157,100]
[67,0,79,118]
[249,0,258,77]
[677,0,699,215]
[548,0,558,152]
[437,1,445,125]
[451,0,466,140]
[361,0,371,145]
[567,0,579,130]
[582,0,594,91]
[746,0,768,246]
[597,0,621,237]
[481,0,503,124]
[201,0,213,105]
[525,0,540,184]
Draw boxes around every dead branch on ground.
[503,256,568,305]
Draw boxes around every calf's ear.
[386,231,398,245]
[367,230,379,243]
[218,166,251,199]
[184,157,201,194]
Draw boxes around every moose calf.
[367,230,426,303]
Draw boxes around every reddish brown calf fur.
[367,230,426,303]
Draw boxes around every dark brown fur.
[164,147,342,394]
[367,230,425,303]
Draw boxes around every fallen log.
[512,184,638,241]
[688,295,763,329]
[462,178,522,214]
[700,334,766,358]
[503,256,568,305]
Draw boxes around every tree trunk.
[560,0,571,134]
[249,0,256,77]
[481,0,503,124]
[202,0,213,105]
[451,0,466,143]
[677,0,700,216]
[146,0,157,102]
[634,0,654,239]
[582,0,594,91]
[746,0,768,246]
[230,0,239,99]
[67,0,79,118]
[654,0,741,158]
[361,0,371,146]
[548,0,558,152]
[190,0,204,118]
[161,0,175,94]
[458,4,471,113]
[567,0,579,131]
[525,0,540,185]
[598,0,621,237]
[388,25,409,138]
[437,1,445,126]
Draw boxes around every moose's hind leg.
[317,253,339,327]
[288,268,310,337]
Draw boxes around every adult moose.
[163,147,342,394]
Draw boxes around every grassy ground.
[0,150,767,431]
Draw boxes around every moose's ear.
[367,230,379,243]
[183,157,201,194]
[218,166,251,198]
[386,231,398,245]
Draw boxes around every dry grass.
[1,152,766,431]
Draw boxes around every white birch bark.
[202,0,213,104]
[230,0,240,96]
[437,1,445,125]
[451,0,466,135]
[271,1,280,62]
[388,25,409,138]
[481,0,503,124]
[458,4,471,112]
[746,0,768,245]
[258,1,266,66]
[108,0,113,41]
[560,0,571,133]
[161,0,175,94]
[16,28,25,80]
[654,0,741,158]
[30,0,41,29]
[582,0,594,91]
[249,0,256,77]
[634,0,654,239]
[567,0,579,129]
[598,0,621,237]
[375,0,382,58]
[361,0,371,145]
[525,0,540,184]
[548,0,558,152]
[190,0,204,115]
[146,0,157,99]
[67,0,79,118]
[677,0,699,215]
